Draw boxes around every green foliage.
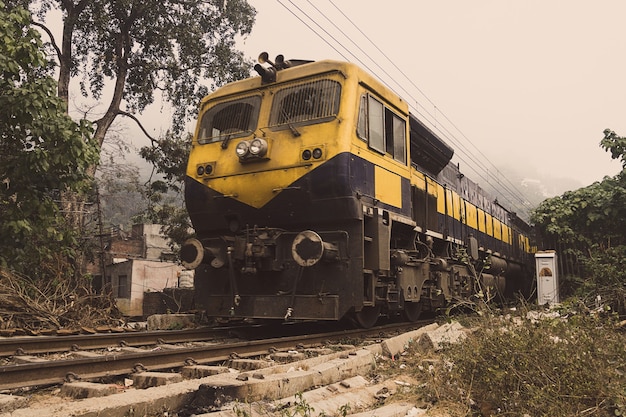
[337,403,351,417]
[283,392,315,417]
[135,132,193,250]
[531,174,626,248]
[531,129,626,309]
[21,0,256,142]
[140,132,191,192]
[414,310,626,416]
[574,246,626,313]
[532,129,626,248]
[5,0,257,267]
[85,0,254,111]
[601,129,626,168]
[0,2,99,278]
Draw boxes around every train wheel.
[403,301,423,322]
[354,305,381,328]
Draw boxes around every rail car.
[182,52,536,328]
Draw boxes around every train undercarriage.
[182,207,526,328]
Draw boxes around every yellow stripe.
[451,191,461,221]
[465,202,478,229]
[485,213,493,236]
[493,219,502,240]
[375,165,402,208]
[436,184,445,213]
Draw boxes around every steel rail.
[0,327,225,357]
[0,329,346,390]
[0,321,430,391]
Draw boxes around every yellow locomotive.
[182,53,535,327]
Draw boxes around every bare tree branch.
[31,20,62,61]
[117,110,157,144]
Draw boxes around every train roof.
[199,59,408,114]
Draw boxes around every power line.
[275,0,349,60]
[272,0,533,217]
[323,0,531,209]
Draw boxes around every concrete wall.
[132,224,173,260]
[108,259,185,317]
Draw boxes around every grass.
[378,303,626,417]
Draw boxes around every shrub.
[412,309,626,416]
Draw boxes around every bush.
[411,309,626,416]
[577,245,626,315]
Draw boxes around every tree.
[6,0,256,264]
[0,2,99,278]
[531,129,626,307]
[136,132,193,251]
[9,0,256,149]
[601,128,626,168]
[1,0,256,278]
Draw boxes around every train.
[181,52,536,328]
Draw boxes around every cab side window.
[357,94,406,164]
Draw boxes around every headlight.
[249,138,268,157]
[235,141,249,158]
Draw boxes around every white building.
[97,224,193,317]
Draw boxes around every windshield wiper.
[281,109,301,137]
[221,133,234,149]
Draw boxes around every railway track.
[0,327,226,357]
[0,320,429,392]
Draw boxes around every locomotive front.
[183,56,366,322]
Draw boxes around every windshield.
[269,78,341,129]
[197,96,261,144]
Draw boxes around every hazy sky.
[235,0,625,188]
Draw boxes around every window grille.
[198,96,261,144]
[269,78,341,127]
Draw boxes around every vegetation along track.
[0,320,431,391]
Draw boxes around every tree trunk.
[57,0,88,107]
